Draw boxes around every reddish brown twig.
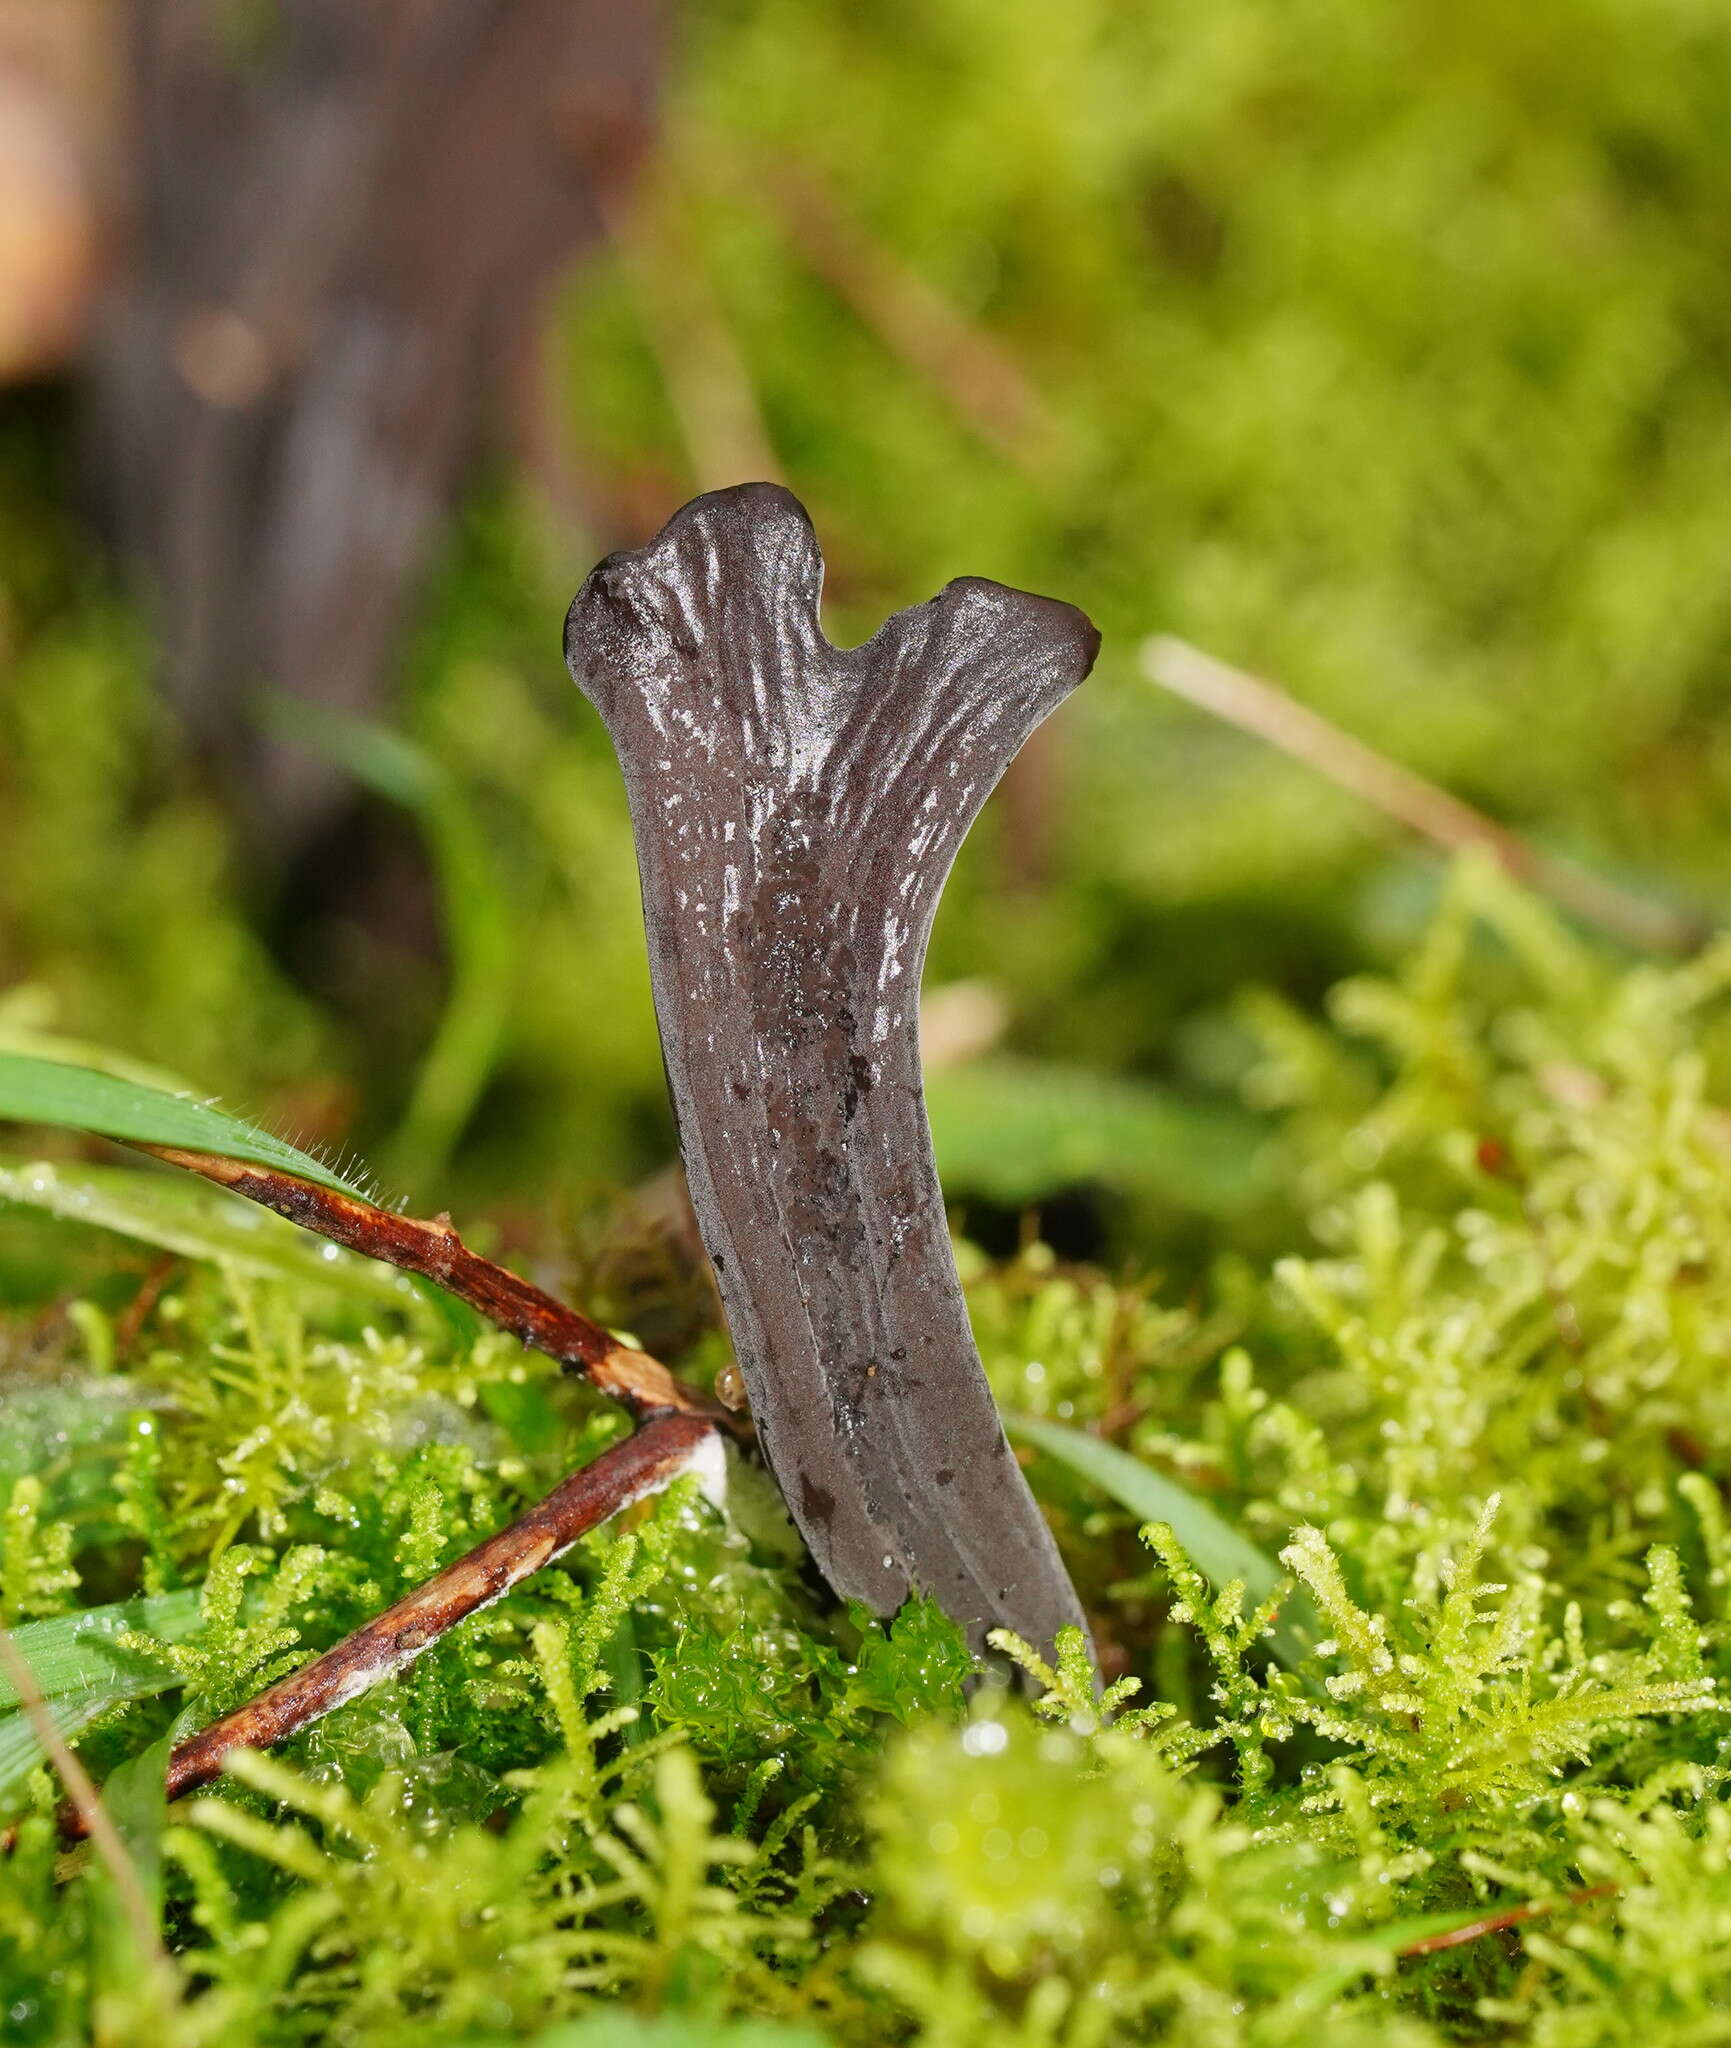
[140,1146,726,1427]
[0,1147,736,1851]
[1398,1882,1617,1959]
[1142,636,1709,958]
[50,1409,717,1843]
[115,1252,181,1360]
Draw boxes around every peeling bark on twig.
[46,1409,717,1843]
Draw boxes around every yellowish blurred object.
[921,980,1009,1072]
[0,69,97,377]
[0,0,117,381]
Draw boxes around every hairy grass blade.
[0,1591,205,1809]
[0,1053,363,1194]
[0,1692,115,1806]
[0,1591,201,1710]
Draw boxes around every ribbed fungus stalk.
[565,482,1098,1653]
[12,484,1098,1850]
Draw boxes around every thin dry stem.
[1398,1882,1617,1959]
[724,147,1059,474]
[0,1622,172,1973]
[600,169,783,493]
[1142,635,1707,957]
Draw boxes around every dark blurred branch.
[89,0,661,851]
[1143,635,1710,957]
[1397,1883,1616,1959]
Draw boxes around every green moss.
[7,0,1731,2033]
[7,866,1731,2040]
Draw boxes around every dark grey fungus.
[565,483,1098,1654]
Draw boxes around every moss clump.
[6,863,1731,2043]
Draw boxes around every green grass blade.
[0,1693,115,1806]
[1006,1412,1320,1665]
[0,1592,205,1810]
[0,1159,423,1309]
[0,1591,202,1710]
[927,1057,1267,1214]
[0,1053,364,1194]
[265,697,518,1197]
[0,1018,196,1097]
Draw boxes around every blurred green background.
[3,0,1730,1259]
